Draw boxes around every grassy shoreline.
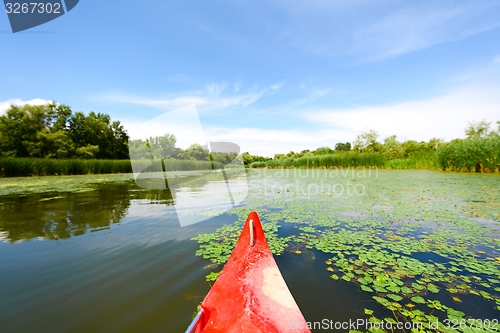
[0,157,224,177]
[251,148,499,173]
[1,146,499,179]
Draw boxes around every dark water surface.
[0,179,238,332]
[1,170,499,332]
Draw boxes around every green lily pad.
[427,284,439,293]
[410,296,425,304]
[401,286,413,294]
[361,285,374,292]
[387,294,403,302]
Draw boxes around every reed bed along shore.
[438,137,500,172]
[0,158,223,177]
[251,152,436,170]
[251,142,500,173]
[1,137,498,177]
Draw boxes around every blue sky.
[1,0,500,156]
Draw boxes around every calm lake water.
[0,169,499,332]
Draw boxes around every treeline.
[249,121,500,173]
[0,103,129,159]
[0,102,240,164]
[129,135,238,165]
[0,103,243,176]
[1,102,499,175]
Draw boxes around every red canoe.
[186,211,311,332]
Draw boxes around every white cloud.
[0,98,53,114]
[292,87,339,107]
[96,82,278,112]
[123,105,207,150]
[494,56,500,64]
[255,0,500,61]
[122,117,347,157]
[203,127,351,157]
[301,85,500,143]
[205,82,227,97]
[101,94,210,109]
[233,82,241,93]
[353,2,500,61]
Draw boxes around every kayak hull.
[190,211,310,332]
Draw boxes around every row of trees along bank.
[0,103,240,176]
[250,121,500,173]
[0,103,129,159]
[0,103,498,175]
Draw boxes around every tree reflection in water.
[0,170,247,243]
[0,181,174,243]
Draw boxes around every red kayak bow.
[186,211,311,332]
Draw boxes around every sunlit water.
[1,170,499,332]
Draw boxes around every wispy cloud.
[353,2,500,61]
[0,98,53,114]
[205,82,227,97]
[96,82,280,112]
[301,84,500,142]
[203,127,350,157]
[245,0,500,61]
[494,56,500,64]
[233,82,242,93]
[294,87,339,106]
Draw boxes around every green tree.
[48,104,73,132]
[286,151,301,158]
[76,144,100,159]
[128,134,179,161]
[465,120,491,139]
[109,121,129,159]
[69,111,129,159]
[243,153,271,165]
[0,103,129,159]
[488,121,500,138]
[300,149,311,155]
[354,130,382,152]
[35,130,75,158]
[211,152,237,165]
[335,142,351,151]
[241,152,254,165]
[382,135,404,160]
[0,104,51,157]
[400,140,420,157]
[147,134,179,159]
[177,144,209,161]
[427,138,443,151]
[274,153,287,159]
[312,147,334,155]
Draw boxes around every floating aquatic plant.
[192,170,500,332]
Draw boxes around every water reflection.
[0,183,135,242]
[133,169,248,227]
[0,171,247,243]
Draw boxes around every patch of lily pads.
[192,207,293,281]
[192,170,500,332]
